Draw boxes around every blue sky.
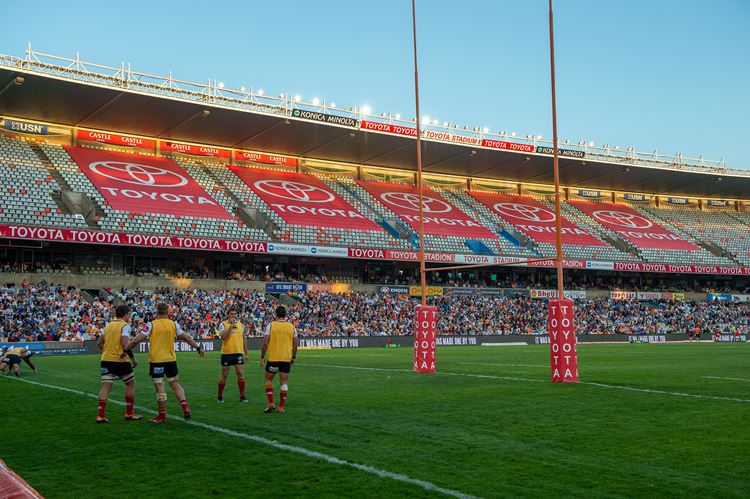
[3,0,749,168]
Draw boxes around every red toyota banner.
[0,225,267,253]
[548,299,579,383]
[77,130,155,149]
[64,146,231,219]
[160,141,231,158]
[236,151,298,167]
[360,120,417,137]
[569,201,699,251]
[414,305,437,373]
[480,139,535,153]
[469,192,603,246]
[229,167,382,231]
[356,181,497,239]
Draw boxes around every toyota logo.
[493,203,556,222]
[592,210,653,229]
[88,161,188,187]
[380,192,451,213]
[254,180,334,203]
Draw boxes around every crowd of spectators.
[1,283,749,343]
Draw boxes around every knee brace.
[153,377,164,385]
[280,384,288,391]
[157,393,167,402]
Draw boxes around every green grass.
[2,343,750,498]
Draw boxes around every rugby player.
[217,307,249,403]
[260,305,298,413]
[124,302,204,423]
[0,346,37,376]
[96,304,142,423]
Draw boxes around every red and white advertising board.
[360,120,417,137]
[76,130,155,149]
[570,201,699,251]
[356,181,497,239]
[235,151,297,167]
[0,225,267,253]
[548,299,579,383]
[470,192,603,246]
[64,147,231,219]
[414,305,437,373]
[159,141,230,158]
[229,167,381,231]
[480,139,535,153]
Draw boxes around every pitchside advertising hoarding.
[229,167,382,231]
[64,146,232,219]
[569,201,699,251]
[356,181,498,239]
[469,191,603,246]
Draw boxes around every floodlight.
[330,102,336,108]
[362,105,371,115]
[257,89,264,95]
[312,97,320,105]
[483,127,489,133]
[294,95,302,102]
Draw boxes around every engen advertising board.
[64,146,231,219]
[469,192,603,246]
[569,201,699,251]
[229,167,382,231]
[356,181,497,239]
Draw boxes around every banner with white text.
[65,146,231,219]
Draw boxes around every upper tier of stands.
[1,135,749,267]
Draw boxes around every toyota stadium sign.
[570,201,699,251]
[65,146,232,219]
[469,191,603,246]
[356,180,498,239]
[229,167,382,231]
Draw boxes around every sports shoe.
[124,413,144,421]
[14,370,19,377]
[278,408,285,414]
[240,397,248,403]
[263,405,276,413]
[217,397,224,404]
[96,416,109,424]
[183,410,191,422]
[150,415,167,423]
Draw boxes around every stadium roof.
[1,50,749,200]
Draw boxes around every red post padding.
[0,459,44,499]
[414,305,437,373]
[548,298,579,383]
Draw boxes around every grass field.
[2,343,749,498]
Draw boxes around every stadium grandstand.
[0,48,749,294]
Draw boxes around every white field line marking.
[305,363,546,383]
[701,375,750,382]
[305,364,750,403]
[3,376,477,499]
[458,362,548,368]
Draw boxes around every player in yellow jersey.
[96,304,142,423]
[0,346,37,377]
[260,305,298,413]
[124,302,204,423]
[217,307,249,403]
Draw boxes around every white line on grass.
[3,376,477,499]
[458,362,549,368]
[701,375,750,383]
[304,364,750,403]
[305,363,546,383]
